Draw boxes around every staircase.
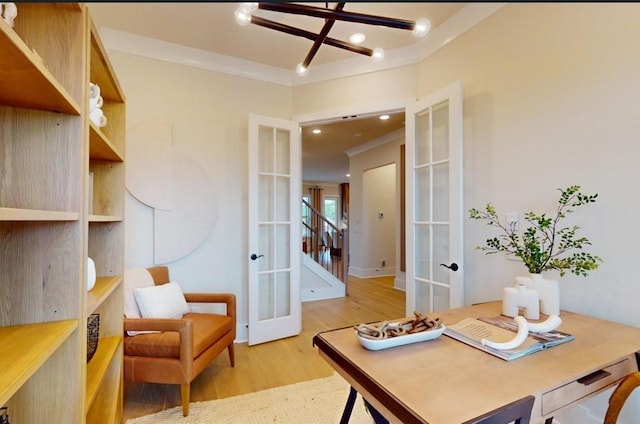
[302,199,349,300]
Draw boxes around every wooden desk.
[313,301,640,423]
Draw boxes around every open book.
[443,315,574,361]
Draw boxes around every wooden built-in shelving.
[0,320,77,407]
[0,3,126,423]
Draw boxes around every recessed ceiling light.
[346,173,351,178]
[379,115,390,120]
[312,128,321,134]
[349,32,366,44]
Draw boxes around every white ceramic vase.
[87,257,97,291]
[515,273,560,316]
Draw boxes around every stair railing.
[302,199,348,283]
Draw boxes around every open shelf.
[90,123,124,162]
[0,207,79,222]
[87,276,123,316]
[0,18,80,114]
[85,336,122,414]
[0,320,77,407]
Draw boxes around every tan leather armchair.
[123,266,236,416]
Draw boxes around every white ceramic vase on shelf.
[515,273,560,316]
[87,257,97,291]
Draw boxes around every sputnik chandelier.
[234,2,431,76]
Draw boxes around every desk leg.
[544,418,554,424]
[340,387,358,424]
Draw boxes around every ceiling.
[87,2,466,184]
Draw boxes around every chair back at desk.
[464,395,535,424]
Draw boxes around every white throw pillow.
[134,281,190,319]
[123,268,155,319]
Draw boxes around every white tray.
[355,324,446,351]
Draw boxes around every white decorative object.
[2,3,17,28]
[134,281,190,319]
[482,316,529,350]
[502,281,540,320]
[87,257,97,291]
[516,273,560,316]
[89,107,107,127]
[528,315,562,333]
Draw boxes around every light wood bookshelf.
[0,3,125,423]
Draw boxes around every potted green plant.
[469,185,603,315]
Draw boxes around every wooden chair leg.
[228,343,235,367]
[181,383,190,417]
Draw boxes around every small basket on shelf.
[1,406,9,424]
[87,313,100,363]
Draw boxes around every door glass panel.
[258,126,274,173]
[432,101,449,162]
[275,224,290,269]
[433,162,449,222]
[433,224,450,284]
[415,224,430,279]
[415,109,431,166]
[415,166,430,222]
[433,284,449,312]
[258,225,273,271]
[258,273,274,320]
[258,175,273,221]
[275,272,291,317]
[275,176,290,221]
[275,129,290,174]
[415,281,431,313]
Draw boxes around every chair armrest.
[184,293,236,332]
[123,318,194,375]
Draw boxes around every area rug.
[125,373,374,423]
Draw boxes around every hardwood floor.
[122,275,405,421]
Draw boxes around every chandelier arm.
[302,2,345,69]
[257,2,415,30]
[250,16,373,57]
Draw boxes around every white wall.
[109,51,292,340]
[348,135,404,279]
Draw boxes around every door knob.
[440,262,459,271]
[250,253,264,261]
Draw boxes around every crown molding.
[96,3,507,88]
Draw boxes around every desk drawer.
[542,359,632,415]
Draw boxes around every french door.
[405,81,464,315]
[247,114,301,345]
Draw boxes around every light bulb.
[296,63,308,76]
[234,8,252,26]
[371,47,385,62]
[412,18,431,37]
[349,32,366,44]
[239,2,258,13]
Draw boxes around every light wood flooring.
[123,275,405,421]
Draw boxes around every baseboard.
[349,266,396,278]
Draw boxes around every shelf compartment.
[89,215,124,223]
[0,207,79,222]
[87,276,123,316]
[0,320,77,407]
[0,12,80,114]
[90,122,124,162]
[85,335,122,414]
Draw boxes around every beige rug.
[125,373,374,423]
